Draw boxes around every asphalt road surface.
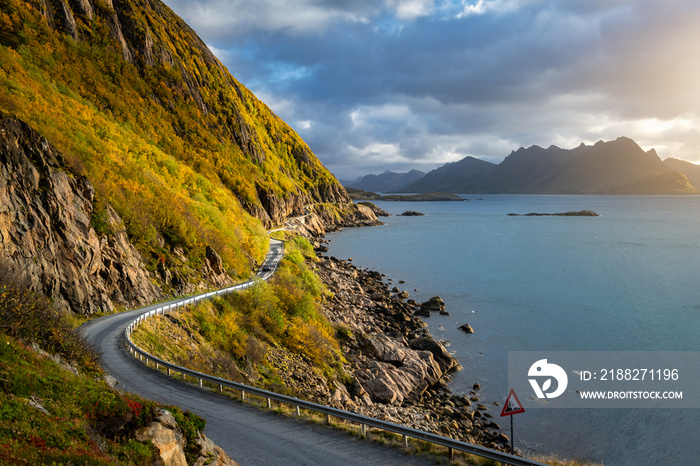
[79,240,437,465]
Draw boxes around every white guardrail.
[123,245,545,466]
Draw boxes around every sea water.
[325,195,700,465]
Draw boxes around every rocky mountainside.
[400,137,698,194]
[0,0,378,312]
[0,111,162,314]
[0,109,377,315]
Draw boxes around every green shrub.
[0,263,101,374]
[167,406,206,464]
[87,391,157,440]
[0,332,161,465]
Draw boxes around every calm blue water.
[325,195,700,465]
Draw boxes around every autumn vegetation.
[132,235,348,395]
[0,262,207,464]
[0,0,342,282]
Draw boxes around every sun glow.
[637,117,696,135]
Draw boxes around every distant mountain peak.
[398,138,697,195]
[344,170,426,192]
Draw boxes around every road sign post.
[500,388,525,454]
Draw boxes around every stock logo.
[528,359,568,399]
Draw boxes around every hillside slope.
[664,157,700,190]
[0,0,375,311]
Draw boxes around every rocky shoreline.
[310,243,510,451]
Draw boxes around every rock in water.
[420,296,446,312]
[358,201,390,217]
[459,323,475,334]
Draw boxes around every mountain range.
[351,138,698,194]
[343,169,426,192]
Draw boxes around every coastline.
[310,237,510,452]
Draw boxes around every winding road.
[79,239,435,465]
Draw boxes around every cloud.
[164,0,700,178]
[457,0,522,18]
[164,0,378,38]
[383,0,435,20]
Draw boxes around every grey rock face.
[0,112,161,314]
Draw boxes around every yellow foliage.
[284,317,340,368]
[163,237,341,380]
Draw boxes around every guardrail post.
[361,424,366,438]
[167,367,171,376]
[295,406,300,416]
[326,414,331,425]
[241,390,246,401]
[199,378,203,388]
[219,384,223,393]
[403,435,408,449]
[267,398,272,409]
[448,447,454,460]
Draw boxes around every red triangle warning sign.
[500,388,525,417]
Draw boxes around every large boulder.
[135,410,187,466]
[409,337,461,373]
[356,333,456,405]
[136,409,239,466]
[195,432,239,466]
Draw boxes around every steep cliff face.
[0,111,160,314]
[250,183,353,229]
[21,0,351,226]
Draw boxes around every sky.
[162,0,700,180]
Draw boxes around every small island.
[347,188,466,202]
[507,210,599,217]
